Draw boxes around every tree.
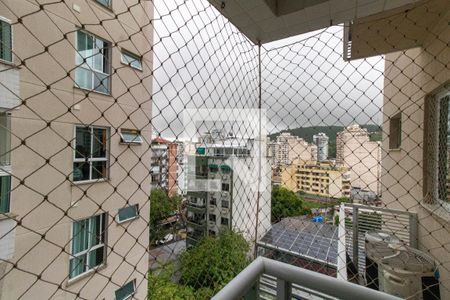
[148,264,195,300]
[149,188,181,244]
[180,230,250,291]
[271,186,305,222]
[148,230,249,299]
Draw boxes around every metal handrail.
[212,257,401,300]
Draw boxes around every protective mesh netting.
[0,0,449,299]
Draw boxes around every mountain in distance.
[268,124,382,158]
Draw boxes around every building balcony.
[187,217,207,228]
[213,256,400,300]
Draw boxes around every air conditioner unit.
[365,231,401,290]
[380,246,440,300]
[365,231,440,299]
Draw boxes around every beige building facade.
[269,132,317,168]
[336,124,381,194]
[281,160,351,199]
[0,0,152,299]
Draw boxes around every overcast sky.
[151,0,384,140]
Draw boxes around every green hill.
[268,125,382,158]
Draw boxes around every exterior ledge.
[421,201,450,223]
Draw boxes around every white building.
[268,132,317,167]
[313,132,329,161]
[186,134,271,247]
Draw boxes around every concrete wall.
[381,6,450,298]
[0,0,153,298]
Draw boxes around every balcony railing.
[213,257,401,300]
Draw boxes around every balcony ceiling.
[207,0,422,44]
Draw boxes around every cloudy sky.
[151,0,384,140]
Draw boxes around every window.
[96,0,112,8]
[221,183,229,192]
[209,214,216,222]
[75,31,111,94]
[115,280,136,300]
[437,93,450,202]
[117,205,138,223]
[73,126,109,182]
[119,129,143,144]
[69,213,107,279]
[425,89,450,204]
[209,198,216,206]
[221,217,229,226]
[0,112,10,166]
[0,19,12,62]
[121,50,142,71]
[221,200,229,208]
[0,176,10,213]
[389,112,402,149]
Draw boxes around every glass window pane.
[88,246,104,269]
[93,72,109,94]
[75,67,93,90]
[120,130,142,144]
[115,281,135,300]
[72,219,89,254]
[69,255,86,279]
[118,205,138,222]
[121,52,142,70]
[92,161,107,180]
[96,0,111,8]
[0,113,10,166]
[73,162,90,182]
[92,128,107,158]
[0,21,12,62]
[75,127,91,159]
[0,176,11,213]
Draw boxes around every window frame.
[0,16,13,64]
[69,213,107,281]
[73,125,110,183]
[436,89,450,203]
[0,174,11,214]
[119,129,143,145]
[120,49,143,71]
[389,112,402,150]
[95,0,112,9]
[74,30,112,95]
[115,279,136,300]
[424,84,450,207]
[116,204,139,224]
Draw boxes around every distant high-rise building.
[336,124,381,194]
[313,133,329,161]
[268,132,317,168]
[151,137,178,197]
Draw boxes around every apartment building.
[376,2,450,297]
[281,160,351,199]
[151,137,178,197]
[0,1,152,299]
[175,140,196,196]
[313,132,329,161]
[336,124,381,194]
[268,132,317,168]
[186,138,271,247]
